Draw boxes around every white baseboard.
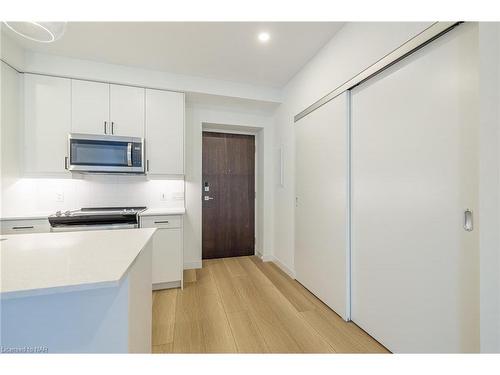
[184,261,202,270]
[259,253,274,262]
[261,255,296,279]
[153,280,181,290]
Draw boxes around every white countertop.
[1,207,186,221]
[0,212,53,221]
[139,207,186,216]
[0,228,156,299]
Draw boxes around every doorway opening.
[202,131,256,259]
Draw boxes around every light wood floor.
[152,256,389,353]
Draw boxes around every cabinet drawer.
[1,219,50,235]
[140,215,182,229]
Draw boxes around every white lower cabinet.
[140,215,183,289]
[1,218,50,235]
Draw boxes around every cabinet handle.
[147,160,150,172]
[64,156,69,170]
[12,226,34,230]
[111,122,115,134]
[104,121,107,134]
[154,220,169,224]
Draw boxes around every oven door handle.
[51,223,138,232]
[127,142,132,167]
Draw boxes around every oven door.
[68,133,144,173]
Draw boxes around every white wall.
[273,22,432,272]
[0,30,25,70]
[1,61,23,216]
[1,176,185,217]
[478,22,500,353]
[184,103,274,269]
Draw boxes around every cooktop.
[48,206,147,227]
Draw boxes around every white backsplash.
[1,175,185,216]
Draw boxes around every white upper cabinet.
[145,89,184,175]
[71,80,110,135]
[110,84,145,137]
[24,74,71,175]
[22,73,183,176]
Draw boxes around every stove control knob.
[55,210,62,217]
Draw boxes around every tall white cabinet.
[145,89,184,175]
[24,74,71,176]
[295,92,349,320]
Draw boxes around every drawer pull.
[12,226,35,230]
[154,220,169,224]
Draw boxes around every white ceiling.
[4,22,344,88]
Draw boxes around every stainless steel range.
[49,207,146,232]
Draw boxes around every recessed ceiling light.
[3,22,67,43]
[258,32,270,43]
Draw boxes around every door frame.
[201,123,259,258]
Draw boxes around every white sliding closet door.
[295,92,348,319]
[351,23,479,352]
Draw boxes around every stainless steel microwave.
[67,133,145,173]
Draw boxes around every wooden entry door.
[202,132,255,259]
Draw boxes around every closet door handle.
[146,160,150,172]
[104,121,107,134]
[111,122,115,134]
[464,209,473,232]
[64,156,69,170]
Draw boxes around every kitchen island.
[0,228,155,353]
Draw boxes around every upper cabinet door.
[71,79,110,135]
[145,89,184,175]
[24,74,71,175]
[110,84,145,137]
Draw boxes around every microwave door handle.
[127,143,132,166]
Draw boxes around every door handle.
[464,209,473,232]
[104,121,107,134]
[204,196,214,201]
[127,143,132,166]
[64,156,69,170]
[111,122,115,134]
